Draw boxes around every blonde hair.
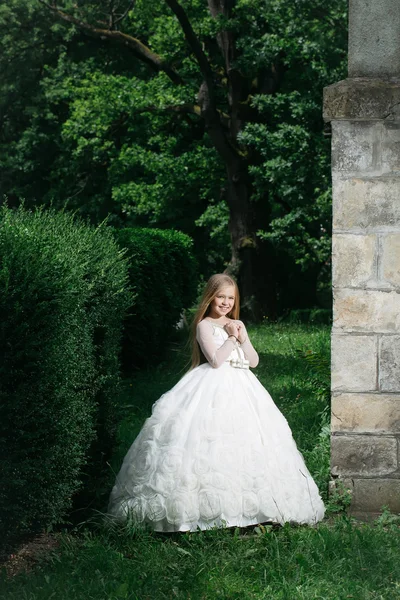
[190,274,240,370]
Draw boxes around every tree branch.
[207,0,235,74]
[163,0,216,105]
[114,0,136,27]
[163,0,241,164]
[37,0,184,84]
[39,0,240,164]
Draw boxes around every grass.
[2,517,400,600]
[1,323,400,600]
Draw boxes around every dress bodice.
[196,319,258,369]
[207,322,247,363]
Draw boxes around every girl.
[108,274,325,531]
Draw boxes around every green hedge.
[112,227,197,369]
[0,206,131,548]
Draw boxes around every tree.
[1,0,347,317]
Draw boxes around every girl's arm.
[236,321,259,368]
[196,320,239,368]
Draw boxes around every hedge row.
[0,206,131,549]
[112,227,197,370]
[0,208,198,549]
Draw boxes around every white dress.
[108,320,325,531]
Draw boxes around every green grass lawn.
[1,324,399,600]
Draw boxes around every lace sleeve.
[236,321,259,368]
[196,320,237,368]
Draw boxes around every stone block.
[337,478,400,514]
[331,393,400,433]
[381,233,400,287]
[331,334,377,392]
[379,336,400,392]
[331,121,379,174]
[333,289,400,333]
[324,78,400,122]
[332,234,377,288]
[331,435,397,477]
[331,121,400,174]
[381,122,400,172]
[349,0,400,78]
[333,175,400,231]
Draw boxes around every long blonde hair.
[190,274,240,369]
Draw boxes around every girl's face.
[209,285,235,319]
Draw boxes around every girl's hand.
[236,322,247,344]
[224,321,239,338]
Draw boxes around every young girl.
[108,274,325,531]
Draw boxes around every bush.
[0,206,131,549]
[112,227,197,370]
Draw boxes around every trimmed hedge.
[0,206,131,548]
[112,227,197,369]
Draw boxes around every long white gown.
[108,320,325,531]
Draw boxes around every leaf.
[176,546,193,557]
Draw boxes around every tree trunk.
[204,0,277,320]
[224,159,277,321]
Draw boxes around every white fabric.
[108,321,325,531]
[196,319,259,368]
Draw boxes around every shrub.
[0,206,131,548]
[112,227,197,369]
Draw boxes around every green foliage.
[325,480,353,515]
[112,227,197,369]
[233,0,346,304]
[374,505,400,528]
[295,347,331,499]
[0,0,69,203]
[0,0,347,308]
[297,347,331,383]
[0,206,131,548]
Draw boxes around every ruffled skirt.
[108,363,325,531]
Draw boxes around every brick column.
[323,0,400,517]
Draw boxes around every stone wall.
[324,78,400,517]
[349,0,400,78]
